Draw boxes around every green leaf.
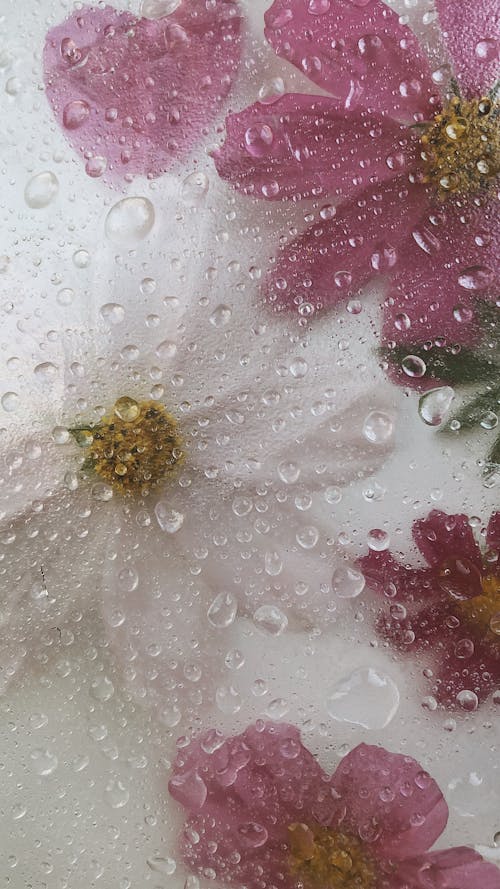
[442,384,500,433]
[381,345,499,386]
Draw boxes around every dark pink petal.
[214,93,419,202]
[359,550,437,601]
[487,512,500,552]
[383,846,500,889]
[376,598,453,652]
[330,744,448,860]
[43,2,241,181]
[381,196,499,380]
[436,0,500,97]
[413,511,483,571]
[169,722,339,886]
[264,179,427,315]
[432,643,500,708]
[264,0,437,120]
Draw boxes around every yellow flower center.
[288,822,376,889]
[74,396,184,496]
[420,95,499,199]
[455,574,500,640]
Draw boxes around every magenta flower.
[169,721,500,889]
[214,0,499,372]
[360,509,500,710]
[43,0,241,181]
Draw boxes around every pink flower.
[360,509,500,710]
[43,1,241,181]
[214,0,499,381]
[169,721,500,889]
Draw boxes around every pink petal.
[264,0,437,120]
[436,0,500,97]
[169,723,334,889]
[487,512,500,552]
[412,510,483,570]
[359,550,437,601]
[214,93,419,202]
[384,846,500,889]
[43,2,241,181]
[432,644,500,708]
[330,743,448,860]
[264,179,427,315]
[381,196,499,377]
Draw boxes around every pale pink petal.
[264,0,437,120]
[214,93,419,202]
[265,179,427,315]
[436,0,500,97]
[385,846,500,888]
[43,2,241,181]
[382,195,499,360]
[487,512,500,551]
[330,743,448,861]
[412,510,483,570]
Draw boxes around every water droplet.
[290,357,308,378]
[154,503,184,533]
[296,526,319,549]
[367,529,390,551]
[474,38,498,60]
[147,857,177,875]
[362,410,393,444]
[170,769,207,809]
[331,564,365,598]
[73,249,90,268]
[105,197,155,247]
[100,303,125,325]
[85,156,107,178]
[457,265,493,291]
[209,305,232,327]
[24,172,59,209]
[1,391,19,412]
[264,550,283,576]
[327,667,400,729]
[141,0,180,16]
[244,125,274,158]
[104,778,130,808]
[253,605,288,636]
[418,386,455,426]
[62,99,90,129]
[456,689,479,711]
[114,396,140,421]
[402,355,427,378]
[480,411,498,430]
[237,823,269,848]
[90,675,115,702]
[308,0,331,12]
[156,339,177,359]
[34,362,58,383]
[216,685,242,714]
[278,461,301,483]
[31,749,58,776]
[181,171,209,204]
[207,592,238,628]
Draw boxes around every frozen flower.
[214,0,499,384]
[0,171,395,711]
[169,720,500,888]
[360,509,500,710]
[43,0,242,181]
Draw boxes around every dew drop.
[181,171,209,204]
[418,386,455,426]
[457,265,493,291]
[31,749,58,776]
[327,667,400,728]
[147,857,177,875]
[34,362,59,383]
[114,396,140,421]
[100,303,125,325]
[90,675,115,702]
[209,305,232,327]
[253,605,288,636]
[1,391,19,412]
[154,503,184,533]
[105,197,155,247]
[24,172,59,209]
[362,410,393,444]
[141,0,180,17]
[104,779,130,808]
[402,355,426,378]
[62,99,90,129]
[207,592,238,628]
[474,38,498,60]
[331,564,365,598]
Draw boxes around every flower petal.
[330,743,448,860]
[386,846,500,888]
[412,510,482,569]
[360,550,438,600]
[264,0,436,120]
[265,179,427,315]
[487,512,500,552]
[214,93,418,202]
[436,0,500,97]
[43,1,242,181]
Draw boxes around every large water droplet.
[244,125,274,158]
[327,667,400,728]
[31,749,59,776]
[100,303,125,325]
[62,99,90,129]
[331,564,365,598]
[237,823,269,848]
[207,593,238,628]
[34,362,59,383]
[155,503,184,533]
[209,305,232,327]
[457,265,493,291]
[169,771,207,810]
[141,0,180,17]
[362,410,393,444]
[253,605,288,636]
[1,392,19,412]
[181,171,209,204]
[24,172,59,209]
[104,779,130,808]
[147,857,177,875]
[90,675,115,702]
[402,355,427,378]
[418,386,455,426]
[105,197,155,247]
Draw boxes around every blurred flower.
[214,0,499,385]
[360,509,500,710]
[43,0,242,182]
[169,720,500,888]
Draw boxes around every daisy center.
[73,396,184,495]
[455,574,500,640]
[420,94,499,198]
[288,822,376,889]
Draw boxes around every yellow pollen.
[288,822,376,889]
[75,396,184,496]
[420,95,499,199]
[455,574,500,640]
